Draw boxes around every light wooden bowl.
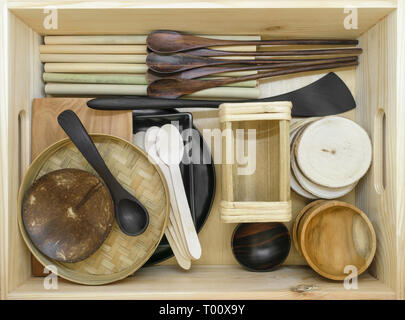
[17,134,170,285]
[297,201,376,281]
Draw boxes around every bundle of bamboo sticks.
[42,35,262,99]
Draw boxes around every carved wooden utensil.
[146,56,357,81]
[147,52,305,73]
[176,47,363,57]
[147,30,359,53]
[22,168,114,263]
[147,59,358,99]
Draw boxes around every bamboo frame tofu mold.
[219,102,292,223]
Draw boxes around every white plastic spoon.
[133,131,191,269]
[155,124,202,260]
[144,127,191,260]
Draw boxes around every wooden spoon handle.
[57,110,122,196]
[150,56,358,81]
[195,39,359,47]
[186,47,363,57]
[212,59,359,86]
[169,165,202,260]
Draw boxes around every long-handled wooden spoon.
[176,47,363,57]
[147,30,359,53]
[146,56,358,82]
[147,52,308,73]
[147,59,358,99]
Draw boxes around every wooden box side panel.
[355,11,399,297]
[1,12,43,298]
[8,5,395,38]
[397,2,405,300]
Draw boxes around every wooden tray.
[18,134,169,285]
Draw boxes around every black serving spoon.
[57,110,149,236]
[87,73,356,117]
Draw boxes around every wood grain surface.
[298,201,376,281]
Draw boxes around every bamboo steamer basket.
[17,134,170,285]
[296,200,376,281]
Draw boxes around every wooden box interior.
[1,1,403,300]
[231,121,282,202]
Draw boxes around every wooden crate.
[1,0,404,300]
[219,102,292,223]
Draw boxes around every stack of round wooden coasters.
[289,116,372,199]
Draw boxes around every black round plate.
[132,109,216,266]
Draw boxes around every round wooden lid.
[22,168,114,263]
[295,116,372,188]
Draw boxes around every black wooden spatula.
[87,72,356,117]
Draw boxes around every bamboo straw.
[39,45,147,54]
[40,54,147,63]
[44,63,148,74]
[43,73,148,85]
[44,35,148,45]
[43,35,261,45]
[39,44,258,54]
[42,73,257,87]
[45,83,260,99]
[39,53,255,63]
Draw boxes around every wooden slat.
[397,1,405,300]
[9,6,395,37]
[355,11,398,296]
[7,265,395,300]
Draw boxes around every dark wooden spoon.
[147,30,359,53]
[147,59,359,99]
[180,47,363,57]
[57,110,149,236]
[147,52,305,73]
[146,56,358,82]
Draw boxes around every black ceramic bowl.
[231,222,291,272]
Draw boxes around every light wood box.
[219,102,292,223]
[1,1,404,300]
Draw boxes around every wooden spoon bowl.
[297,201,376,280]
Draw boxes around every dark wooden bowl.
[231,222,291,272]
